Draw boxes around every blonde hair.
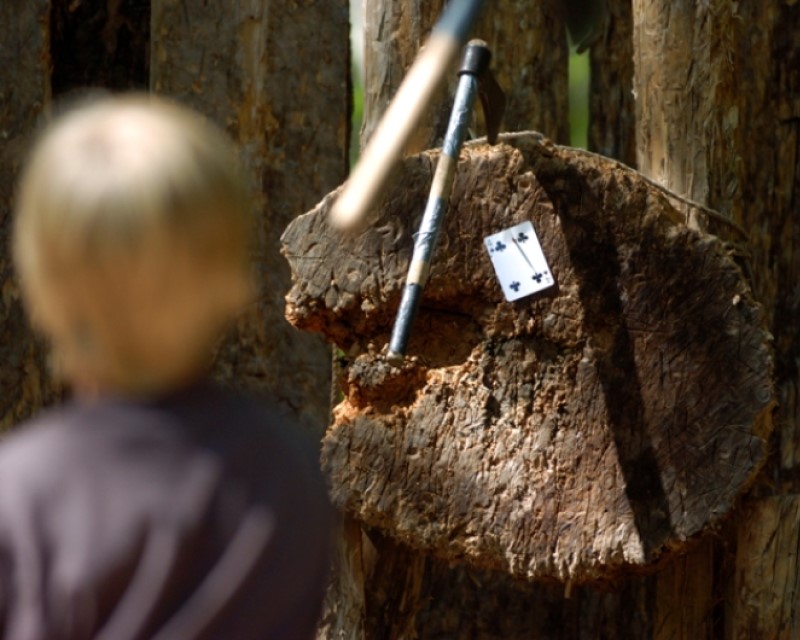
[14,94,253,395]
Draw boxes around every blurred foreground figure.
[3,95,332,639]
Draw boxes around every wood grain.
[283,133,773,583]
[0,0,57,429]
[360,0,568,151]
[633,2,800,635]
[151,0,349,434]
[589,0,636,166]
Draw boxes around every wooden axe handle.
[330,0,487,230]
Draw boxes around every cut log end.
[282,132,774,583]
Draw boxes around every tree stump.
[282,132,773,583]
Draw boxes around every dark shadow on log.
[542,164,674,555]
[363,531,660,639]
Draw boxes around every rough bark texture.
[151,5,351,637]
[733,497,800,638]
[588,0,635,166]
[633,2,800,637]
[0,0,156,432]
[0,0,58,430]
[634,0,734,214]
[316,515,369,639]
[283,133,772,584]
[150,0,349,434]
[476,3,568,143]
[359,532,724,639]
[360,0,568,151]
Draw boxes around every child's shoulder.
[0,386,332,638]
[0,404,97,512]
[0,383,320,491]
[0,404,83,466]
[0,382,326,517]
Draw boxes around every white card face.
[484,220,555,301]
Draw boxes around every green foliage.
[569,48,590,149]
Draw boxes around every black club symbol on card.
[510,281,521,292]
[516,232,529,243]
[493,241,507,252]
[532,271,548,284]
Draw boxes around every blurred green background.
[568,49,589,149]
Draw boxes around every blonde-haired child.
[0,94,331,639]
[15,94,252,394]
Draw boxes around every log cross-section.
[282,133,773,583]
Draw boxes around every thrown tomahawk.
[387,40,505,364]
[332,0,487,230]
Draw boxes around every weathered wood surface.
[283,133,773,583]
[358,532,726,639]
[360,0,568,151]
[151,0,349,434]
[634,2,800,636]
[0,0,58,429]
[732,496,800,638]
[589,0,635,166]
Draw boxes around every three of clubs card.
[484,220,555,302]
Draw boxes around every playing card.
[484,220,554,301]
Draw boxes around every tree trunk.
[150,0,349,434]
[0,1,61,430]
[633,2,800,637]
[150,14,352,634]
[588,0,635,166]
[361,0,568,151]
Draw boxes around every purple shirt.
[0,381,333,639]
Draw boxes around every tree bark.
[588,0,635,166]
[0,0,58,430]
[360,0,568,151]
[633,2,799,637]
[150,7,350,637]
[733,497,800,638]
[150,0,349,434]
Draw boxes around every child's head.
[14,94,253,395]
